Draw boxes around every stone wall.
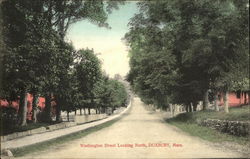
[198,119,250,137]
[74,114,107,124]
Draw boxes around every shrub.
[1,107,18,134]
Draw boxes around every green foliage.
[76,49,102,92]
[107,79,128,108]
[39,0,124,38]
[0,107,18,133]
[125,0,249,109]
[1,0,74,96]
[75,49,102,110]
[0,0,127,126]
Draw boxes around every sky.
[66,1,139,78]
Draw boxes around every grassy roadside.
[10,116,123,157]
[166,105,250,146]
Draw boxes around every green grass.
[171,105,250,123]
[11,116,123,157]
[168,121,249,145]
[166,105,250,146]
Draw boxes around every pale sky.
[66,1,138,78]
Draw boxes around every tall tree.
[1,0,125,124]
[75,49,102,115]
[1,0,40,125]
[1,0,74,123]
[125,0,249,113]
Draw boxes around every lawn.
[166,105,250,146]
[170,105,250,123]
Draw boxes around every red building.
[0,93,56,120]
[218,91,249,107]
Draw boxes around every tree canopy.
[125,0,249,112]
[0,0,128,125]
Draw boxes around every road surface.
[21,97,244,158]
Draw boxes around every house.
[0,93,56,120]
[218,91,249,107]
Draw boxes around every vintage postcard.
[0,0,249,158]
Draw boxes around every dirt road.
[22,97,244,158]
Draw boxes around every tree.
[1,0,43,125]
[1,0,124,124]
[0,0,4,97]
[56,70,78,122]
[124,1,180,110]
[125,0,249,113]
[51,42,75,121]
[104,79,128,113]
[97,77,113,114]
[37,0,124,39]
[1,0,76,124]
[40,0,124,118]
[75,48,102,115]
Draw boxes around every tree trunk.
[190,102,193,112]
[84,108,86,115]
[223,91,229,113]
[55,105,61,122]
[188,103,192,112]
[112,107,114,114]
[246,91,250,104]
[56,104,62,122]
[185,105,189,112]
[193,102,197,111]
[88,107,91,115]
[67,110,69,122]
[203,90,209,110]
[239,91,242,105]
[19,89,28,126]
[80,108,82,115]
[244,92,247,105]
[54,96,62,122]
[99,106,103,114]
[75,109,77,115]
[32,93,38,123]
[214,92,219,112]
[170,104,173,117]
[44,93,52,122]
[58,1,66,40]
[173,104,175,115]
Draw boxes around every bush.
[36,110,55,123]
[1,107,18,134]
